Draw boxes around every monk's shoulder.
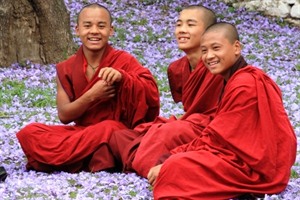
[223,67,259,100]
[168,56,188,74]
[230,66,260,86]
[56,54,77,68]
[169,56,187,68]
[113,49,135,60]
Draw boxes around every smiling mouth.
[88,37,101,41]
[208,61,219,66]
[178,37,189,42]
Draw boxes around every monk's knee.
[158,153,189,178]
[159,122,195,140]
[16,122,41,139]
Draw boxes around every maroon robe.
[16,44,160,173]
[167,56,191,104]
[153,66,297,199]
[110,57,223,178]
[168,56,222,116]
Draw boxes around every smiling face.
[175,9,206,54]
[75,6,114,54]
[200,29,241,80]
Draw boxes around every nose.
[177,24,187,33]
[90,25,100,34]
[206,49,215,60]
[202,49,214,63]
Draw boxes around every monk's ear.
[233,40,241,56]
[75,25,79,36]
[109,25,114,36]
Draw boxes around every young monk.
[148,22,297,199]
[108,5,223,178]
[16,3,160,173]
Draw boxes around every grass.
[0,78,56,108]
[0,1,299,199]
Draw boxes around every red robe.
[153,66,297,199]
[168,56,222,116]
[110,57,223,177]
[16,44,160,173]
[167,56,191,104]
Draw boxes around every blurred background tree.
[0,0,76,67]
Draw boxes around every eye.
[201,48,207,54]
[98,23,107,29]
[188,23,196,27]
[83,23,91,28]
[213,46,220,51]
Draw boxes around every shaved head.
[77,3,113,25]
[181,5,216,29]
[204,22,240,43]
[200,22,242,80]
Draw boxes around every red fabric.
[56,44,160,128]
[16,44,160,173]
[168,56,223,116]
[17,121,127,172]
[112,58,223,177]
[153,66,297,199]
[167,56,191,103]
[130,114,211,177]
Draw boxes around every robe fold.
[16,44,160,173]
[153,66,297,199]
[168,56,223,117]
[167,56,191,103]
[109,57,223,177]
[57,45,159,128]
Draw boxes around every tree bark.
[0,0,77,67]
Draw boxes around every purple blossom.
[0,0,299,199]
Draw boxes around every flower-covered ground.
[0,0,299,199]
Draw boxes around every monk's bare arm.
[56,76,116,124]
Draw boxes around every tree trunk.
[0,0,77,67]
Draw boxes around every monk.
[148,22,297,199]
[16,3,160,173]
[108,5,224,178]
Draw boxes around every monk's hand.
[90,79,116,100]
[98,67,122,85]
[147,164,162,186]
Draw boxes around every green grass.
[0,79,25,106]
[291,169,300,179]
[0,78,56,108]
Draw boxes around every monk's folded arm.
[56,76,98,124]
